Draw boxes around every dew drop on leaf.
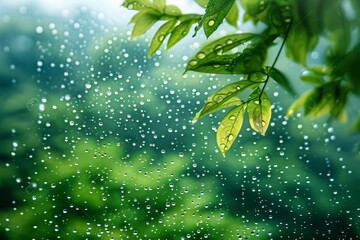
[196,52,206,59]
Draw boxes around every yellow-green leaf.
[167,15,201,49]
[287,90,312,117]
[247,88,271,135]
[148,19,177,56]
[164,5,182,16]
[302,82,349,120]
[192,96,241,122]
[225,2,239,27]
[131,11,161,38]
[123,0,153,10]
[300,72,324,86]
[196,80,260,120]
[304,89,333,118]
[307,65,332,75]
[194,0,208,8]
[153,0,166,11]
[217,104,245,157]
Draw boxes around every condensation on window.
[0,1,359,239]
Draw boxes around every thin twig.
[259,22,293,98]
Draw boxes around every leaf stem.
[259,23,293,98]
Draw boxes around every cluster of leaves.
[123,0,202,56]
[123,0,360,156]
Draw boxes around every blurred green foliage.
[0,2,359,239]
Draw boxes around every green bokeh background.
[0,2,359,239]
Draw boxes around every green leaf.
[217,104,245,157]
[164,5,182,16]
[202,0,235,37]
[304,88,332,118]
[350,116,360,133]
[185,33,257,72]
[332,44,360,95]
[148,19,177,56]
[264,67,295,95]
[123,0,153,10]
[192,96,241,122]
[226,34,276,73]
[194,0,208,8]
[267,2,292,33]
[295,0,323,36]
[329,85,349,123]
[186,54,237,74]
[300,72,324,86]
[167,15,201,49]
[287,90,312,117]
[240,0,269,17]
[302,82,346,119]
[129,9,161,24]
[130,11,161,38]
[226,48,263,73]
[153,0,166,11]
[185,44,271,75]
[247,88,271,135]
[225,2,239,27]
[196,80,260,121]
[285,25,319,65]
[307,65,332,75]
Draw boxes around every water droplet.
[205,102,213,108]
[250,72,266,81]
[229,115,236,120]
[213,64,220,68]
[214,44,223,55]
[226,39,233,45]
[196,52,206,59]
[189,60,198,66]
[208,20,215,26]
[127,3,134,9]
[254,100,259,105]
[261,120,266,127]
[214,95,223,103]
[228,134,234,141]
[158,35,165,41]
[35,26,43,34]
[259,1,266,9]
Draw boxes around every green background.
[0,2,359,239]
